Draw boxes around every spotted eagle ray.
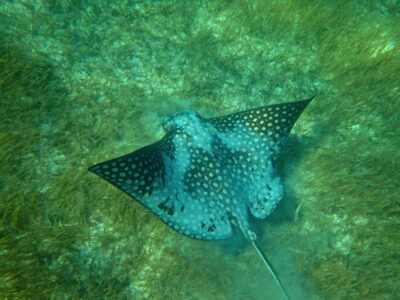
[89,97,313,300]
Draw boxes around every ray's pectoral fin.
[209,97,314,154]
[89,134,234,241]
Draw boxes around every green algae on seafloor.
[1,0,399,299]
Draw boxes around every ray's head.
[162,109,203,132]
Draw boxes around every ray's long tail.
[235,220,292,300]
[250,239,292,300]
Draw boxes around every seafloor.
[0,1,399,299]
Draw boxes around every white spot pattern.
[89,98,313,240]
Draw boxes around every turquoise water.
[1,1,399,299]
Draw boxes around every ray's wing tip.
[291,95,315,114]
[305,95,315,101]
[88,163,100,174]
[300,95,315,106]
